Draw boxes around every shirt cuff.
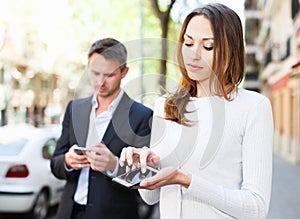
[106,156,119,177]
[64,162,74,172]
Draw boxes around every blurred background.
[0,0,300,218]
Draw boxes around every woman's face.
[182,15,214,83]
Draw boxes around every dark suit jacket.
[50,92,153,219]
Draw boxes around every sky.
[172,0,245,28]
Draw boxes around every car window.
[0,137,27,156]
[42,138,57,159]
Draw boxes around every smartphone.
[74,146,87,155]
[112,166,158,188]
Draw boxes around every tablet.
[112,166,158,188]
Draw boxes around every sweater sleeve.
[184,96,274,219]
[138,97,167,205]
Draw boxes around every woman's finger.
[125,147,134,166]
[120,147,132,166]
[140,147,150,173]
[119,148,126,167]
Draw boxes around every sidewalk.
[267,154,300,219]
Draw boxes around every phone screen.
[112,166,158,188]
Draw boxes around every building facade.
[245,0,300,164]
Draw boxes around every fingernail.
[141,167,146,174]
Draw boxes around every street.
[267,154,300,219]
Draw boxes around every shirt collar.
[92,89,124,113]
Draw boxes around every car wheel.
[30,190,49,219]
[136,195,154,219]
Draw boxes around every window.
[0,137,27,156]
[292,0,300,19]
[42,138,57,159]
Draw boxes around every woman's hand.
[138,167,192,190]
[119,146,160,173]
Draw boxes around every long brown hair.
[164,3,245,126]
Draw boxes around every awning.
[261,56,298,84]
[261,62,281,80]
[267,56,299,85]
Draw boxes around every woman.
[120,3,274,219]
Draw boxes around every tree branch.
[150,0,176,22]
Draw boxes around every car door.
[41,138,65,204]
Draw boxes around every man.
[51,38,153,219]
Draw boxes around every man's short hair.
[88,38,127,71]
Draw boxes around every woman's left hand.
[138,167,192,190]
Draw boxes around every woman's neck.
[196,82,211,98]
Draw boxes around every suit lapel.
[72,97,92,147]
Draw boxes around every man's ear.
[121,67,129,78]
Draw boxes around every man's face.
[88,53,128,98]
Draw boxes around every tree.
[150,0,176,91]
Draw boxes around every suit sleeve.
[51,101,79,180]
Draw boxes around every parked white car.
[0,124,65,219]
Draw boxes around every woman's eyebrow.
[184,34,214,41]
[184,34,193,40]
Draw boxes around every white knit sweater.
[139,88,274,219]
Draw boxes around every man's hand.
[86,143,117,172]
[65,144,90,170]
